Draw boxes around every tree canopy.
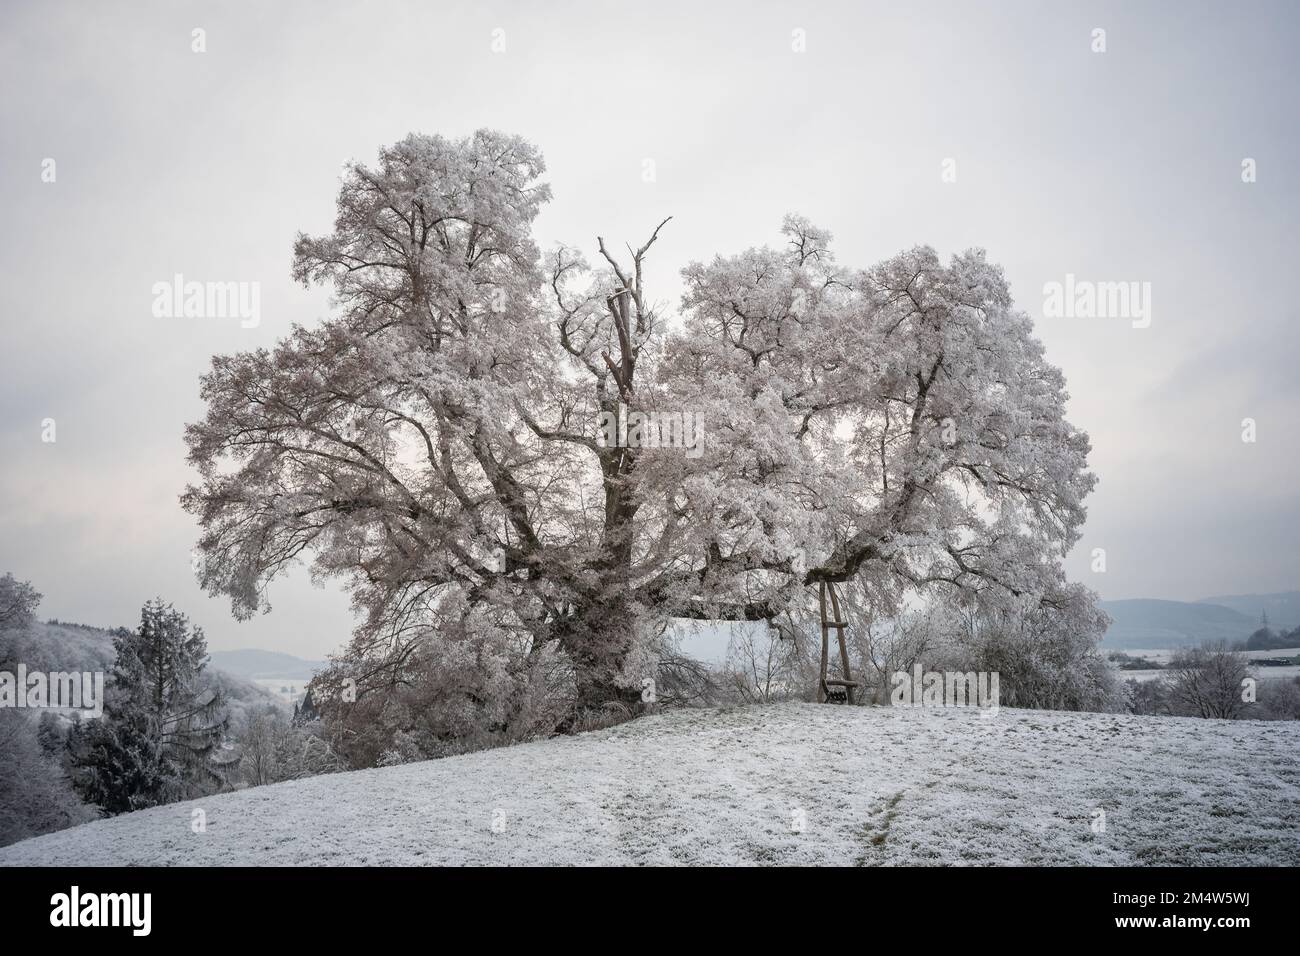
[184,130,1099,714]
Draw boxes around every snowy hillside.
[3,703,1297,866]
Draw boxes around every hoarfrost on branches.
[183,131,1101,718]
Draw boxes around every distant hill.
[1098,599,1256,650]
[207,648,324,681]
[19,620,283,718]
[1197,592,1300,631]
[17,621,117,672]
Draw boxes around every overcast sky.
[1,0,1297,658]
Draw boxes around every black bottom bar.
[0,865,1283,940]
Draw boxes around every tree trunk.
[562,600,645,720]
[573,667,644,714]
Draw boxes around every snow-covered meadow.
[1115,647,1300,683]
[3,703,1297,866]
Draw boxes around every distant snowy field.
[3,703,1298,866]
[251,677,311,706]
[1117,646,1300,683]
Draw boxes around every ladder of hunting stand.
[817,581,858,704]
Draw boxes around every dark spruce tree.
[71,600,229,814]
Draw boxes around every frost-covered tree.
[0,576,98,844]
[307,613,571,766]
[236,705,281,787]
[1165,641,1251,719]
[657,220,1095,620]
[234,704,344,786]
[0,710,97,846]
[0,572,40,634]
[0,573,41,674]
[184,130,1100,716]
[721,623,802,704]
[944,589,1120,711]
[72,601,228,812]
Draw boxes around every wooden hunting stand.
[817,581,858,704]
